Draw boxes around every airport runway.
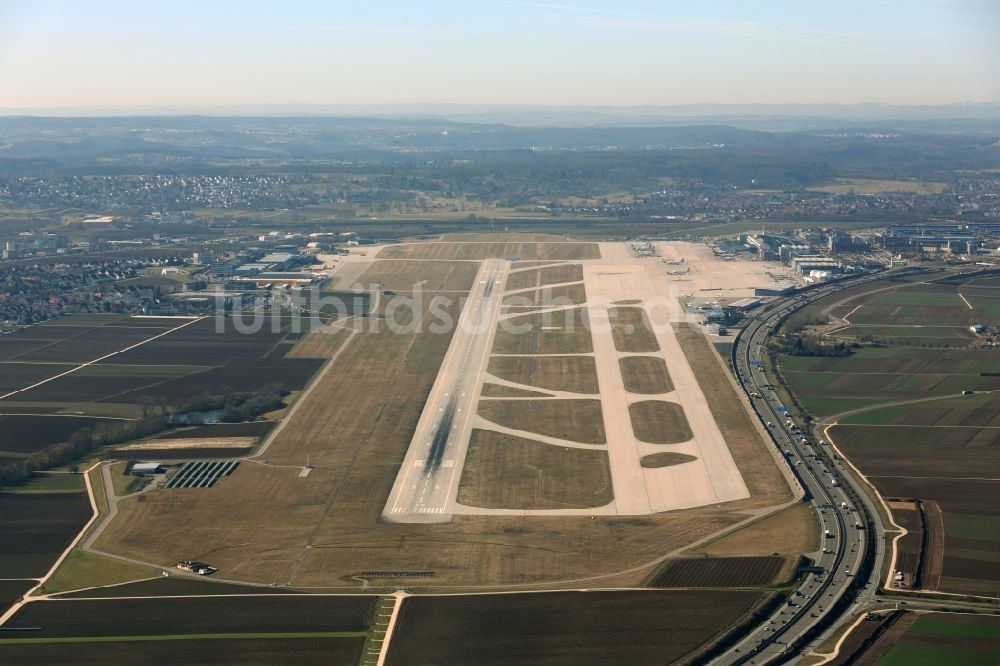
[382,258,509,523]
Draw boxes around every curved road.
[712,272,887,665]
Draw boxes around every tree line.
[0,383,287,487]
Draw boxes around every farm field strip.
[791,274,1000,598]
[386,590,767,666]
[0,317,203,401]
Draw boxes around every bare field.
[488,355,599,394]
[492,307,593,354]
[379,242,599,261]
[478,399,607,444]
[619,355,674,393]
[457,429,613,509]
[387,590,766,666]
[629,401,693,444]
[694,503,819,557]
[649,556,786,588]
[505,264,584,290]
[609,307,659,353]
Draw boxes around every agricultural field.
[0,580,33,616]
[386,590,766,666]
[648,556,786,588]
[0,313,328,482]
[886,500,926,588]
[378,241,599,261]
[845,612,1000,666]
[0,415,119,458]
[779,348,1000,417]
[1,596,375,637]
[487,355,599,394]
[457,430,613,509]
[826,394,999,596]
[0,637,365,665]
[0,486,91,578]
[778,274,1000,597]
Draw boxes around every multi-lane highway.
[713,273,888,665]
[382,258,509,523]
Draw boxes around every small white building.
[131,462,165,476]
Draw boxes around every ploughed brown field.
[0,638,365,666]
[1,596,375,636]
[648,556,786,588]
[0,491,91,578]
[831,422,1000,596]
[387,590,767,666]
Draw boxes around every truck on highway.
[824,529,833,538]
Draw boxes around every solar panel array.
[164,460,240,489]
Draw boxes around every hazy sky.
[1,0,998,109]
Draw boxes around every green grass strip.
[0,631,367,645]
[877,643,997,666]
[908,617,1000,640]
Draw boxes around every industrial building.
[130,462,165,476]
[791,256,842,275]
[755,281,799,297]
